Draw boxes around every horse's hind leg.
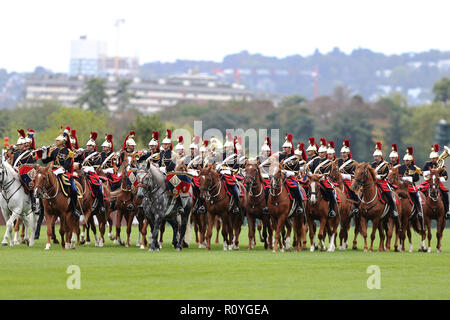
[247,214,255,250]
[436,218,445,253]
[426,217,432,252]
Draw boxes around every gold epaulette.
[67,150,75,159]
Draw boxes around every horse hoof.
[364,249,368,252]
[310,246,315,252]
[176,247,181,251]
[427,248,431,253]
[437,249,441,254]
[140,245,145,250]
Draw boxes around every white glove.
[376,175,381,180]
[220,169,231,175]
[285,170,295,177]
[159,167,166,174]
[440,177,446,182]
[103,168,114,174]
[341,173,351,180]
[422,170,430,177]
[401,176,413,183]
[41,147,48,160]
[53,167,65,175]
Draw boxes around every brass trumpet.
[437,145,450,168]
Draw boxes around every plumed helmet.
[403,147,414,162]
[162,129,172,145]
[199,139,209,153]
[175,136,185,151]
[389,143,399,158]
[210,136,223,152]
[282,133,294,152]
[190,135,200,149]
[122,131,136,151]
[429,144,439,159]
[294,141,303,156]
[306,137,317,152]
[149,131,159,147]
[261,136,271,154]
[16,129,26,145]
[70,130,79,150]
[224,132,234,148]
[341,139,351,153]
[235,136,243,151]
[327,141,335,154]
[102,134,113,150]
[26,129,36,150]
[373,142,383,157]
[86,132,98,147]
[318,138,327,153]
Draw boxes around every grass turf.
[0,224,449,300]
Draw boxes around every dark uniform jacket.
[337,157,356,176]
[158,149,176,172]
[371,160,389,180]
[313,157,332,175]
[12,149,36,168]
[398,163,420,184]
[42,147,74,173]
[99,151,116,170]
[423,161,448,180]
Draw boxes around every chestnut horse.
[198,164,240,250]
[268,163,306,252]
[351,163,400,252]
[387,166,423,252]
[34,165,82,250]
[326,160,353,250]
[243,160,273,250]
[307,172,348,252]
[420,168,446,253]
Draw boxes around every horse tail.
[184,212,192,245]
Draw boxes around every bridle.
[35,168,58,200]
[353,167,378,205]
[199,171,222,201]
[428,174,439,202]
[269,171,284,197]
[245,166,263,198]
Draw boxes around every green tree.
[433,77,450,105]
[129,114,166,148]
[114,79,136,111]
[280,94,307,108]
[76,78,108,112]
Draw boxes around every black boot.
[30,194,39,215]
[328,194,337,218]
[385,191,400,230]
[295,187,304,215]
[232,195,241,214]
[70,194,81,218]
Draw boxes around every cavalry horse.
[198,164,244,250]
[77,168,112,247]
[351,163,400,252]
[267,162,306,252]
[307,171,348,252]
[33,164,83,250]
[387,166,423,252]
[420,168,446,253]
[0,160,38,247]
[244,159,273,250]
[326,160,354,250]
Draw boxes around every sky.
[1,0,449,73]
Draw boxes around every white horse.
[0,159,37,246]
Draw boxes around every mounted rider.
[187,139,207,213]
[337,139,359,217]
[184,135,200,166]
[38,126,81,217]
[139,130,159,164]
[420,144,450,219]
[157,129,176,173]
[118,131,138,170]
[257,136,272,213]
[98,134,119,189]
[235,136,247,174]
[74,132,106,214]
[174,136,186,160]
[370,142,399,219]
[313,140,338,217]
[398,147,423,221]
[388,144,400,169]
[218,132,242,214]
[13,129,39,214]
[279,134,305,215]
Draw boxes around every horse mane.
[364,163,377,182]
[148,163,166,187]
[2,161,19,179]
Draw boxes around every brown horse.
[267,163,306,252]
[34,165,82,250]
[387,166,423,252]
[198,164,236,250]
[326,160,354,250]
[243,160,273,250]
[306,171,347,252]
[351,163,400,252]
[76,169,112,247]
[420,168,446,253]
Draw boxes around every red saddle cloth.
[419,180,448,192]
[222,174,237,186]
[263,178,269,189]
[192,176,200,187]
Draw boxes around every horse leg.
[139,218,148,249]
[97,212,105,247]
[125,211,135,248]
[115,209,124,246]
[307,217,316,252]
[437,218,445,253]
[317,217,327,251]
[159,221,166,247]
[149,213,162,252]
[232,214,241,250]
[215,217,221,244]
[377,221,385,252]
[198,213,206,248]
[44,211,53,250]
[360,216,368,252]
[205,212,214,250]
[5,212,18,246]
[247,214,255,250]
[426,216,432,253]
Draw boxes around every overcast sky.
[1,0,449,73]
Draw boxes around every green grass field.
[1,224,449,300]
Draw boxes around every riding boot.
[30,194,39,215]
[263,187,269,214]
[442,192,450,219]
[70,179,81,218]
[97,185,106,215]
[34,203,44,240]
[350,190,360,217]
[412,192,424,230]
[328,189,337,218]
[295,187,304,215]
[385,191,400,230]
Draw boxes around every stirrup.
[328,210,336,218]
[296,206,303,214]
[99,206,106,214]
[126,204,134,211]
[445,212,450,219]
[198,205,206,214]
[262,207,269,214]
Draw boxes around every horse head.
[429,168,443,199]
[307,173,322,204]
[268,163,284,193]
[243,160,260,191]
[351,163,375,192]
[33,165,50,199]
[328,160,341,183]
[198,164,218,201]
[387,166,400,187]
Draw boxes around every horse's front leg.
[149,212,162,252]
[247,213,255,250]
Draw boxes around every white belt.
[83,166,95,173]
[220,169,231,175]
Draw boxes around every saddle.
[166,172,192,198]
[57,173,82,198]
[18,165,36,194]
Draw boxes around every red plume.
[107,134,114,152]
[194,135,200,145]
[90,132,98,142]
[434,144,439,153]
[287,134,293,143]
[166,129,171,139]
[237,136,242,146]
[122,133,130,151]
[309,137,315,146]
[204,140,209,148]
[233,137,238,154]
[329,141,335,149]
[392,143,398,152]
[300,143,307,162]
[344,139,350,148]
[178,136,183,144]
[376,142,382,150]
[407,147,415,165]
[17,129,25,138]
[71,130,79,149]
[320,137,326,147]
[27,129,36,150]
